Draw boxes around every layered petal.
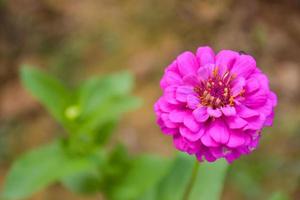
[196,46,215,67]
[230,54,256,78]
[215,50,239,75]
[193,107,209,122]
[155,46,276,163]
[207,119,230,144]
[176,86,195,102]
[177,51,199,76]
[207,107,222,118]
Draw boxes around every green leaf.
[155,153,196,200]
[62,170,101,195]
[62,150,106,195]
[147,153,228,200]
[20,66,72,125]
[79,72,134,117]
[189,158,228,200]
[79,95,141,134]
[2,141,97,200]
[94,120,117,146]
[76,72,140,134]
[110,155,171,200]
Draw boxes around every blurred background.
[0,0,300,199]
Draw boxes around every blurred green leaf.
[2,141,97,200]
[110,155,171,200]
[94,120,117,146]
[79,95,141,134]
[100,144,131,195]
[20,66,72,125]
[79,72,134,116]
[62,171,101,195]
[76,72,140,134]
[154,153,195,200]
[268,191,290,200]
[62,150,106,195]
[189,158,228,200]
[141,153,228,200]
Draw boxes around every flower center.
[195,69,234,108]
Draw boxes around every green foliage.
[2,66,143,199]
[4,66,230,200]
[77,72,140,135]
[20,66,140,155]
[62,169,102,195]
[20,66,72,126]
[154,153,195,200]
[189,157,228,200]
[110,154,172,200]
[138,153,229,200]
[2,142,99,200]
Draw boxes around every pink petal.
[165,60,179,74]
[236,104,259,118]
[231,77,245,97]
[230,54,256,78]
[207,119,230,144]
[255,73,269,91]
[244,115,265,130]
[207,107,222,118]
[197,64,214,82]
[177,51,199,76]
[210,147,224,159]
[215,50,239,72]
[245,77,260,94]
[227,130,246,148]
[225,151,241,163]
[161,113,177,128]
[254,99,273,120]
[163,71,182,86]
[183,75,199,86]
[169,110,186,123]
[269,91,277,107]
[221,106,236,116]
[164,86,179,104]
[176,86,194,102]
[245,89,268,108]
[158,98,176,113]
[201,133,219,147]
[161,127,178,135]
[183,114,200,132]
[187,95,200,109]
[204,151,217,162]
[226,116,247,129]
[264,110,274,126]
[179,126,204,142]
[196,46,215,67]
[173,134,199,154]
[193,107,209,122]
[249,134,260,150]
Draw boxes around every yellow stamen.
[213,66,219,77]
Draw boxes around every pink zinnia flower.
[154,46,277,163]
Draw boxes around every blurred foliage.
[1,67,229,200]
[2,67,141,199]
[2,142,98,199]
[139,153,228,200]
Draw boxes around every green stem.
[182,159,199,200]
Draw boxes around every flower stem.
[182,159,199,200]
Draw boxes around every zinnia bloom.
[154,46,277,163]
